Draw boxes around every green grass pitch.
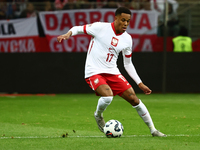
[0,93,200,150]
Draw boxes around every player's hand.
[138,82,152,95]
[57,31,72,43]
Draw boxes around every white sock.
[95,96,113,117]
[133,99,157,134]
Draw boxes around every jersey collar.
[111,22,123,36]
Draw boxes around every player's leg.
[94,85,114,132]
[120,88,166,137]
[121,88,156,133]
[85,75,113,132]
[95,84,113,116]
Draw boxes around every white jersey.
[83,22,132,78]
[69,22,142,84]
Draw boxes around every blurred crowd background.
[0,0,157,20]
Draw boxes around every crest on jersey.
[111,37,119,47]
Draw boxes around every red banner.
[39,9,160,52]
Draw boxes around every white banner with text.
[0,17,39,53]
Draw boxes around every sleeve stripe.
[83,25,87,34]
[125,53,132,58]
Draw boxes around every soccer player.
[57,7,166,137]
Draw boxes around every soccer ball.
[103,119,124,138]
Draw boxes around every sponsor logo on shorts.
[94,78,99,85]
[118,75,126,82]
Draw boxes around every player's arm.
[122,51,152,95]
[57,26,84,43]
[57,23,101,43]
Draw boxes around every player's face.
[114,13,131,34]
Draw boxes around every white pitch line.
[1,134,200,139]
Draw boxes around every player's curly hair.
[115,7,131,16]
